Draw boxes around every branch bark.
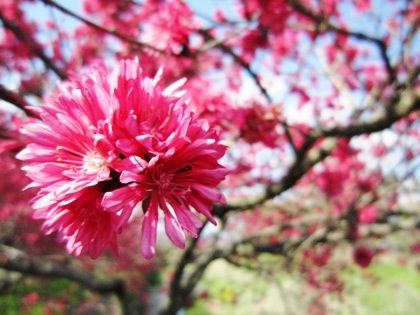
[220,209,420,265]
[0,245,129,314]
[159,223,212,315]
[214,137,337,217]
[0,84,39,118]
[311,72,420,138]
[42,0,164,54]
[198,29,272,103]
[215,66,419,217]
[286,0,396,82]
[0,13,66,80]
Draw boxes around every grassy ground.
[187,256,420,315]
[335,261,420,315]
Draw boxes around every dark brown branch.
[214,137,336,217]
[215,66,419,217]
[0,13,66,80]
[0,245,129,314]
[311,71,420,139]
[42,0,164,54]
[159,223,208,315]
[219,210,420,264]
[198,29,272,103]
[286,0,396,82]
[0,84,39,118]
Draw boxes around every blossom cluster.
[17,59,228,259]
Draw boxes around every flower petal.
[161,200,186,248]
[140,193,159,259]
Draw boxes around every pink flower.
[240,29,268,61]
[358,204,377,224]
[17,65,120,258]
[353,245,374,268]
[18,59,228,259]
[102,60,228,259]
[237,102,282,148]
[409,242,420,254]
[35,187,120,258]
[140,0,197,54]
[22,292,39,306]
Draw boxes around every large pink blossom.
[18,59,228,259]
[102,60,229,259]
[16,66,120,258]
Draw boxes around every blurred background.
[0,0,419,314]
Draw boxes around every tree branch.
[198,29,272,103]
[42,0,164,54]
[286,0,396,82]
[0,13,66,80]
[159,223,208,315]
[0,245,129,314]
[214,137,336,217]
[215,66,419,217]
[0,84,39,118]
[311,70,420,138]
[218,209,420,264]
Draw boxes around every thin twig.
[0,84,40,118]
[160,222,208,315]
[0,13,66,80]
[0,245,130,314]
[198,29,272,103]
[42,0,164,54]
[286,0,396,82]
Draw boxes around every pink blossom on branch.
[17,59,228,259]
[102,60,229,259]
[16,66,119,258]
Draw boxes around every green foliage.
[187,299,213,315]
[0,276,90,314]
[146,268,162,287]
[338,261,420,315]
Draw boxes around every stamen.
[56,145,85,158]
[82,151,107,173]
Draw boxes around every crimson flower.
[17,67,120,258]
[102,60,229,259]
[353,245,374,268]
[18,60,228,259]
[358,204,377,224]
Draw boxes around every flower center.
[157,172,174,189]
[83,151,107,173]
